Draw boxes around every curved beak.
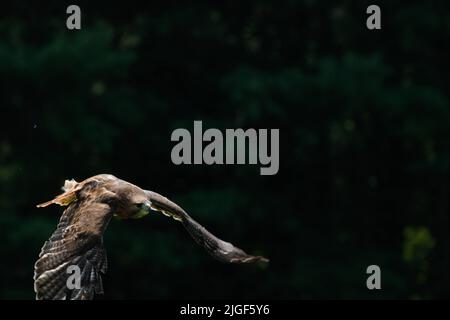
[131,200,153,219]
[142,200,152,211]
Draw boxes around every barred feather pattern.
[34,186,111,300]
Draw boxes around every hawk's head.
[109,180,153,220]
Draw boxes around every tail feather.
[37,179,81,208]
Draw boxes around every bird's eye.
[134,203,142,208]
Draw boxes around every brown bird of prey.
[33,174,268,300]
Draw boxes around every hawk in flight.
[34,174,268,300]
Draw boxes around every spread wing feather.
[145,190,269,264]
[34,195,112,300]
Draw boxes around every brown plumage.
[34,174,268,300]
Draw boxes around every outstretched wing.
[34,197,112,300]
[145,190,269,264]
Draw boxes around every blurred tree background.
[0,0,449,299]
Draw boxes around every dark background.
[0,0,449,299]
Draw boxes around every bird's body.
[34,174,268,300]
